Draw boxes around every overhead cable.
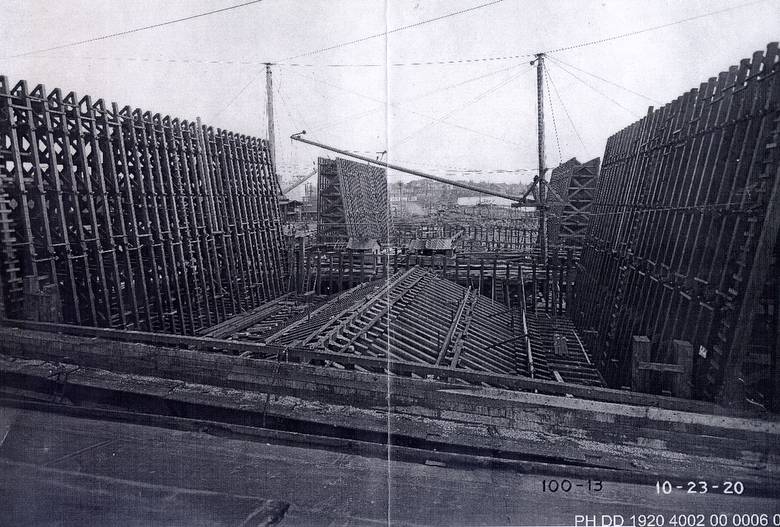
[278,0,506,62]
[547,56,661,104]
[4,0,266,59]
[286,68,524,147]
[549,62,642,118]
[543,70,563,164]
[542,0,767,54]
[307,61,526,134]
[390,65,533,149]
[544,67,587,152]
[7,51,539,68]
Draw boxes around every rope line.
[390,64,533,150]
[547,55,662,104]
[278,0,506,62]
[306,61,526,135]
[211,75,261,120]
[545,67,587,153]
[3,0,267,59]
[541,0,768,54]
[286,68,524,147]
[544,68,563,164]
[548,61,642,118]
[7,51,541,68]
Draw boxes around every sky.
[2,0,778,195]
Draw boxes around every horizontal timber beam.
[0,318,730,414]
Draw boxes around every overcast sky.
[2,0,778,193]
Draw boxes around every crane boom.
[290,132,538,206]
[282,167,317,194]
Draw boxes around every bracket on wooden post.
[23,276,62,323]
[631,336,694,398]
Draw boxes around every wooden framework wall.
[317,157,388,243]
[572,43,780,405]
[233,267,603,385]
[0,76,286,335]
[337,157,388,241]
[293,249,578,318]
[391,221,539,253]
[316,158,346,242]
[547,157,600,248]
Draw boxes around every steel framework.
[0,76,286,334]
[572,43,780,405]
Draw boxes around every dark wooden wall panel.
[572,43,780,404]
[0,76,286,335]
[547,157,600,248]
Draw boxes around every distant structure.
[316,158,348,242]
[407,238,455,256]
[546,157,600,249]
[317,157,388,244]
[572,43,779,407]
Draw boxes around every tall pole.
[265,63,276,172]
[535,53,547,264]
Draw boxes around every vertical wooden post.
[532,257,538,314]
[479,258,484,295]
[347,250,353,289]
[316,250,322,295]
[565,247,574,314]
[491,257,498,300]
[544,258,550,314]
[672,340,694,398]
[297,237,305,294]
[535,53,548,266]
[338,251,344,293]
[631,336,652,393]
[328,251,334,294]
[265,64,276,172]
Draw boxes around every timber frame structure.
[573,43,780,407]
[316,157,388,244]
[0,76,286,335]
[547,157,600,249]
[316,157,347,242]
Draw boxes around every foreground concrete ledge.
[0,320,730,413]
[0,326,776,430]
[1,350,778,486]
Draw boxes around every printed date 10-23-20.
[656,480,744,494]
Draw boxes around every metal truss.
[0,76,286,334]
